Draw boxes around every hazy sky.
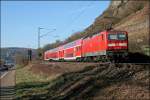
[1,1,110,49]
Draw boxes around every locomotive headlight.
[108,43,116,46]
[119,43,127,46]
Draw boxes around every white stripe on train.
[45,56,81,61]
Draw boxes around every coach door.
[59,51,61,59]
[62,50,64,59]
[75,46,81,57]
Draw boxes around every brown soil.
[22,61,149,100]
[28,61,98,76]
[51,63,149,100]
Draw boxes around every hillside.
[15,62,149,99]
[114,2,149,54]
[85,0,148,34]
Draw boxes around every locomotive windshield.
[108,33,126,40]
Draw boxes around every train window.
[118,33,126,40]
[108,34,117,40]
[108,33,127,40]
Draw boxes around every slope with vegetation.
[15,62,149,100]
[15,62,97,99]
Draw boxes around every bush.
[14,54,29,66]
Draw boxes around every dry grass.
[15,65,59,99]
[15,62,149,100]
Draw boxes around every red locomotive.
[44,30,128,62]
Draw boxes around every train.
[44,29,128,62]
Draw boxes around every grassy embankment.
[15,63,149,100]
[15,63,94,99]
[15,64,59,99]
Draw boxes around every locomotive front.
[106,31,128,61]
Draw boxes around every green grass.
[15,65,59,99]
[15,65,93,99]
[15,63,150,100]
[16,66,49,84]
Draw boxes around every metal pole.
[38,27,56,49]
[38,27,44,58]
[38,27,40,49]
[38,27,44,49]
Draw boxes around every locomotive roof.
[83,30,127,39]
[83,31,102,39]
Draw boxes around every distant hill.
[0,47,37,62]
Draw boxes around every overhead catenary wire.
[63,1,94,35]
[40,29,56,38]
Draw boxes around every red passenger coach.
[44,47,59,61]
[63,39,82,60]
[44,39,82,61]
